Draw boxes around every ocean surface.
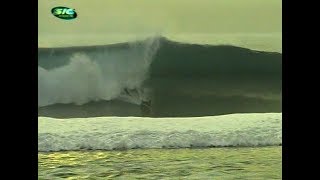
[39,147,281,179]
[38,36,282,179]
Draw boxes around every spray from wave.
[38,37,160,107]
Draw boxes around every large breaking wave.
[38,36,281,117]
[38,113,282,152]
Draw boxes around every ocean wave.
[38,113,282,152]
[38,37,281,118]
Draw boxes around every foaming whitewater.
[38,113,282,152]
[38,37,160,107]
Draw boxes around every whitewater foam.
[38,37,160,107]
[38,113,282,152]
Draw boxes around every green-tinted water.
[38,146,281,179]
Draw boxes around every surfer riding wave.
[121,88,152,116]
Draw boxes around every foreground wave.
[38,113,281,152]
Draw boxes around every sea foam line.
[38,113,282,152]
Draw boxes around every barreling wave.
[38,113,282,152]
[38,36,281,117]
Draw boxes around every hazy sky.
[39,0,281,50]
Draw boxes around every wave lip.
[38,113,282,152]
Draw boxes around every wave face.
[38,113,282,152]
[38,37,282,117]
